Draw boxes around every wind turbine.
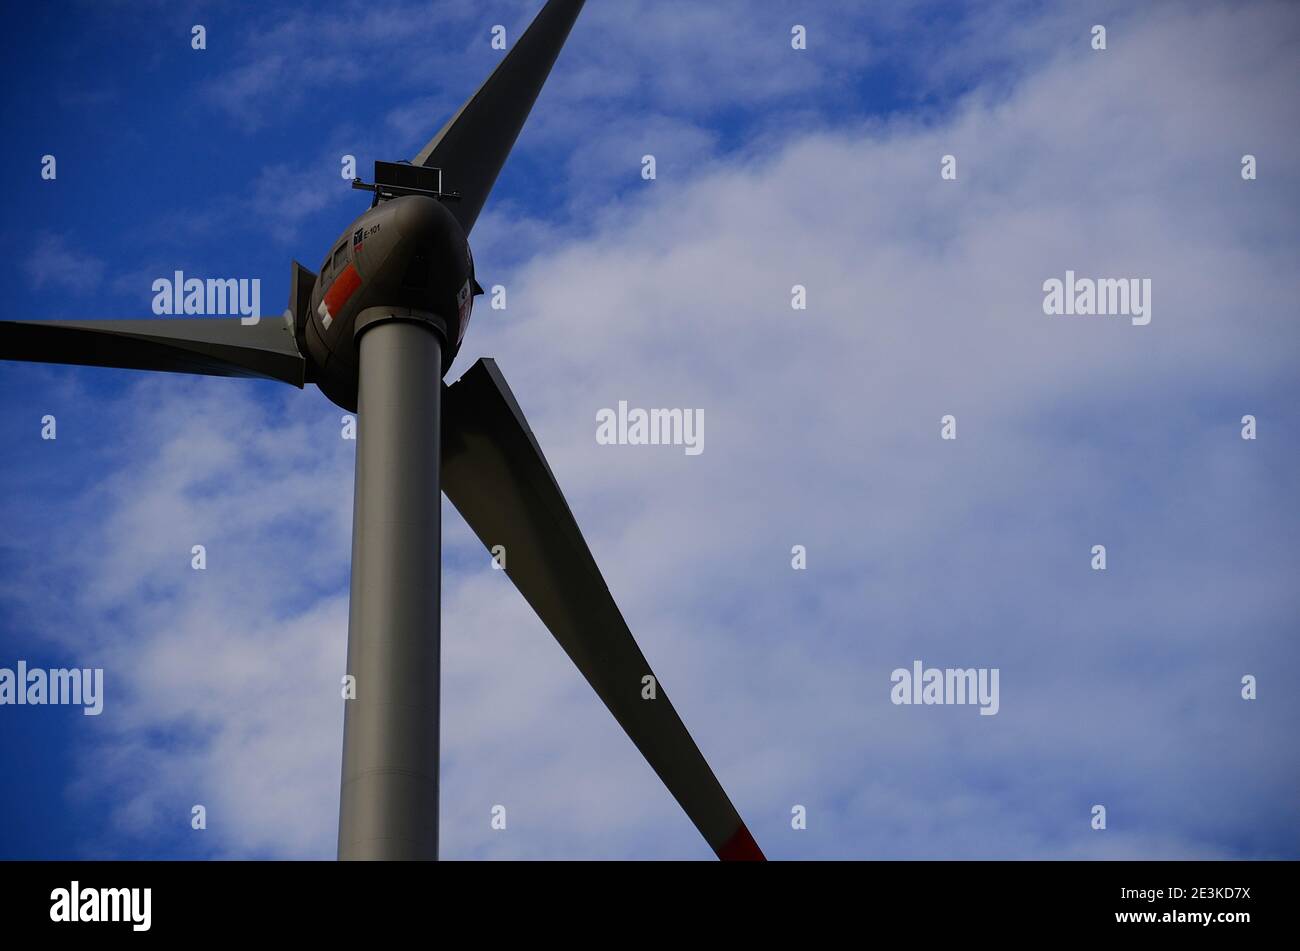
[0,0,764,861]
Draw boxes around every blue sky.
[1,0,1298,860]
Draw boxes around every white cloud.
[23,234,106,295]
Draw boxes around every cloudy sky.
[1,0,1297,860]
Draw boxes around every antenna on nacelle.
[352,160,461,207]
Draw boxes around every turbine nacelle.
[302,192,479,412]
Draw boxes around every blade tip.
[716,823,766,862]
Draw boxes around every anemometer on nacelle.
[351,160,462,208]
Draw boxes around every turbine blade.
[413,0,586,235]
[441,358,764,861]
[0,316,305,386]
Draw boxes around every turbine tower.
[0,0,764,861]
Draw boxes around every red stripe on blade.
[716,824,765,862]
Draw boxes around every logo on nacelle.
[353,223,381,249]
